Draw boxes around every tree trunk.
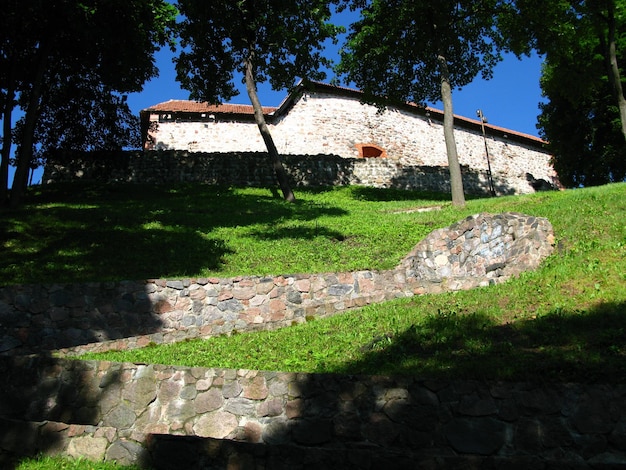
[244,57,295,202]
[438,55,466,207]
[605,1,626,140]
[9,47,48,207]
[10,95,40,207]
[1,85,14,205]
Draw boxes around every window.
[355,143,387,158]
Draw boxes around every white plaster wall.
[153,120,266,153]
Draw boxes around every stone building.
[139,81,559,195]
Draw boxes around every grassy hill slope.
[6,182,616,382]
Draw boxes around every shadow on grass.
[0,183,348,284]
[334,300,626,383]
[349,186,453,202]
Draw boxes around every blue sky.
[128,47,545,139]
[128,5,546,138]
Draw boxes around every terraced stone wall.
[0,356,624,468]
[0,213,554,356]
[3,213,615,468]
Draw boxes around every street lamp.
[476,109,496,196]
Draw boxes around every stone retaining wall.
[1,356,624,468]
[0,212,575,468]
[42,151,556,196]
[0,213,554,356]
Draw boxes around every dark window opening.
[355,143,387,158]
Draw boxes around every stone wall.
[43,150,554,196]
[146,89,560,196]
[0,213,554,356]
[1,355,625,468]
[0,212,581,468]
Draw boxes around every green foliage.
[539,67,626,186]
[337,0,505,104]
[175,0,344,103]
[536,24,626,186]
[502,0,626,186]
[78,183,626,383]
[1,0,178,204]
[18,84,142,161]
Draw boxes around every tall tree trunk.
[10,46,48,207]
[438,55,466,208]
[1,85,14,205]
[605,1,626,140]
[10,91,40,207]
[244,57,295,202]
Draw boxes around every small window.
[355,143,387,158]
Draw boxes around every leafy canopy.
[501,0,626,186]
[1,0,177,203]
[337,0,505,105]
[537,22,626,186]
[175,0,344,103]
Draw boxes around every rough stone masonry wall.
[44,150,548,196]
[5,213,610,468]
[146,90,559,194]
[1,355,625,469]
[0,213,554,356]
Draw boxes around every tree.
[0,0,37,203]
[537,41,626,186]
[175,0,343,202]
[1,0,177,206]
[338,0,505,207]
[22,79,142,159]
[501,0,626,184]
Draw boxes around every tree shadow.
[347,185,453,202]
[0,183,348,284]
[0,281,169,354]
[248,224,347,242]
[4,303,623,467]
[386,165,520,197]
[137,301,626,468]
[0,353,130,468]
[0,182,351,466]
[332,300,626,383]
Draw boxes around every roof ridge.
[143,100,277,115]
[302,81,544,144]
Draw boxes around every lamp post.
[476,109,496,196]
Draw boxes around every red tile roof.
[144,100,277,115]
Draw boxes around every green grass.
[3,182,626,382]
[1,183,456,284]
[14,455,140,470]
